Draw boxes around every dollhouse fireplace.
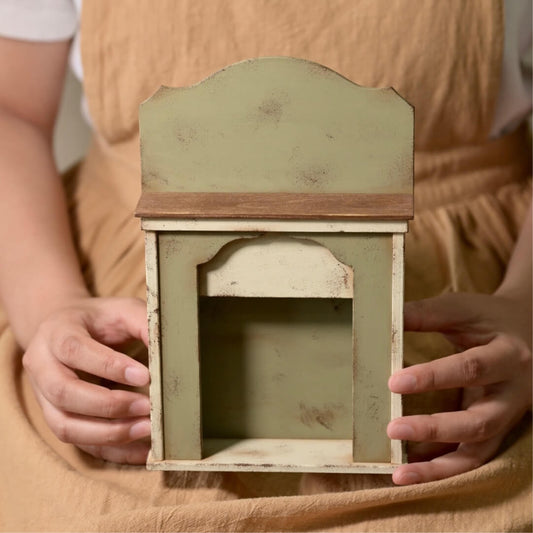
[136,56,413,473]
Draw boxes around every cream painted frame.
[143,219,405,473]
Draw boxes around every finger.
[404,294,473,333]
[387,394,510,443]
[406,441,458,462]
[84,298,149,347]
[38,394,151,446]
[51,332,149,386]
[392,436,503,485]
[388,335,523,394]
[78,440,150,465]
[32,360,150,417]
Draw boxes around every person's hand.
[22,297,152,464]
[387,291,532,485]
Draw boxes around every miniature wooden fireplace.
[136,57,413,473]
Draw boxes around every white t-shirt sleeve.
[0,0,530,138]
[0,0,77,42]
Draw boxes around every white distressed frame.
[144,231,164,463]
[141,219,408,234]
[144,219,406,471]
[390,233,405,464]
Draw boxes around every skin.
[1,36,531,479]
[388,205,532,484]
[0,37,151,464]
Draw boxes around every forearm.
[0,38,150,464]
[497,202,532,297]
[0,109,89,348]
[495,201,532,344]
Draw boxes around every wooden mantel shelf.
[135,192,414,220]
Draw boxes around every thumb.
[85,297,149,347]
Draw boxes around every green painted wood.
[200,296,353,439]
[311,235,393,463]
[142,57,411,468]
[140,57,413,196]
[159,232,392,463]
[158,233,245,459]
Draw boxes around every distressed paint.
[310,234,393,463]
[141,218,409,234]
[199,296,353,439]
[391,233,405,464]
[148,439,397,474]
[140,57,413,196]
[158,233,201,459]
[198,236,353,298]
[144,231,164,461]
[158,233,250,459]
[156,232,394,465]
[140,57,414,472]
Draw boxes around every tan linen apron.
[0,1,531,531]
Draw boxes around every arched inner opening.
[197,236,354,453]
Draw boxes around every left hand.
[22,296,152,464]
[387,292,532,485]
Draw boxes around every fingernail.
[125,366,149,386]
[399,471,421,485]
[389,423,415,440]
[129,397,151,416]
[390,373,417,393]
[129,420,151,440]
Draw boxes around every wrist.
[10,283,91,350]
[494,283,532,308]
[492,287,532,349]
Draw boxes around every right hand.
[22,296,152,464]
[388,292,532,484]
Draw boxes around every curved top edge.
[141,56,412,109]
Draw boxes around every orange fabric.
[0,1,531,531]
[81,0,502,149]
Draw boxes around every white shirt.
[0,0,530,138]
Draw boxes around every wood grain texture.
[136,192,413,220]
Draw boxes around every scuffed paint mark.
[299,402,345,431]
[295,164,329,189]
[175,125,198,145]
[165,375,180,402]
[257,98,283,123]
